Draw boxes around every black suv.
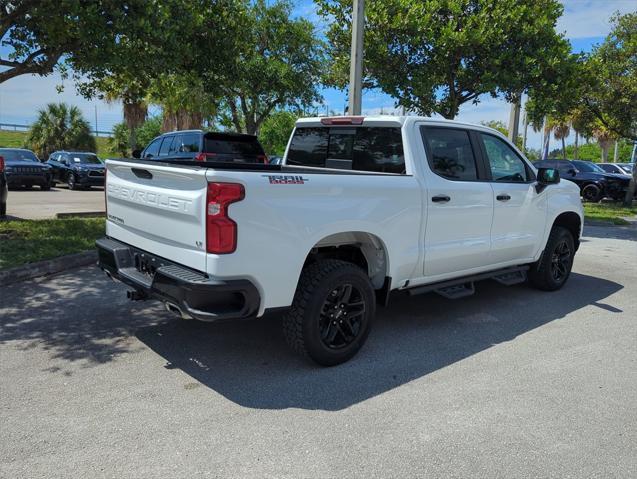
[533,158,632,202]
[0,148,52,190]
[134,130,268,163]
[47,151,105,190]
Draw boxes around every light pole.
[348,0,364,116]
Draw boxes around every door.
[477,132,547,263]
[420,126,494,278]
[59,154,71,182]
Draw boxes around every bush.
[110,123,130,157]
[135,116,162,149]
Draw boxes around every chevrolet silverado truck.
[97,116,584,366]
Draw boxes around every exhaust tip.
[164,302,191,320]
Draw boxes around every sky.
[0,0,635,150]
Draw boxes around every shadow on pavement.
[135,272,623,411]
[0,267,170,366]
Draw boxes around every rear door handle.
[496,194,511,201]
[432,195,451,203]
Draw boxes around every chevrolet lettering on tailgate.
[107,184,193,213]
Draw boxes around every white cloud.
[557,0,635,39]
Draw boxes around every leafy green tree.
[480,120,523,150]
[318,0,573,119]
[584,13,637,142]
[218,0,324,134]
[24,103,96,158]
[147,73,218,132]
[259,111,299,155]
[135,116,163,149]
[0,0,169,84]
[557,140,634,162]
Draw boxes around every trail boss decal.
[263,175,309,185]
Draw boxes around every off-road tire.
[529,226,575,291]
[282,259,375,366]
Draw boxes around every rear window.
[286,127,405,174]
[203,133,264,159]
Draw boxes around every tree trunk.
[574,131,579,160]
[123,101,147,149]
[600,143,610,162]
[561,138,566,159]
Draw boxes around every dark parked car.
[534,159,632,202]
[0,148,51,190]
[0,155,7,217]
[134,130,268,164]
[47,151,105,190]
[598,163,634,175]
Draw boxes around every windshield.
[70,153,102,164]
[572,160,605,173]
[0,149,39,162]
[619,164,633,173]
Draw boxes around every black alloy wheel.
[550,239,572,283]
[319,283,366,350]
[529,226,575,291]
[582,184,602,202]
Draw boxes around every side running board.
[407,265,529,299]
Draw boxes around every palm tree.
[25,103,96,159]
[546,116,570,158]
[102,89,147,150]
[592,128,614,162]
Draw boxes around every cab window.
[421,127,479,181]
[479,133,530,183]
[143,138,162,158]
[159,136,174,156]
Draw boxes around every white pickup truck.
[97,116,583,366]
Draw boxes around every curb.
[56,212,105,219]
[0,250,97,287]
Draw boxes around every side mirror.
[536,167,560,193]
[568,168,577,176]
[132,149,142,159]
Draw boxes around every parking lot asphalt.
[4,186,105,219]
[1,224,636,478]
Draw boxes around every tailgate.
[105,160,208,272]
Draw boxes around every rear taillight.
[0,156,4,172]
[257,154,268,164]
[206,182,244,254]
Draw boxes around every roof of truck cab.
[295,115,498,131]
